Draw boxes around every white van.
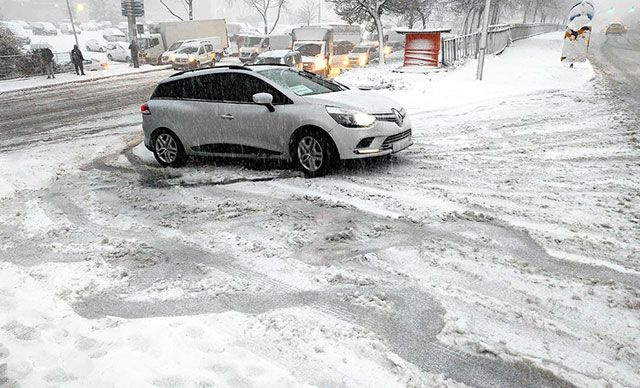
[239,34,292,63]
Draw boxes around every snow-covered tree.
[238,0,288,34]
[158,0,195,21]
[296,0,318,26]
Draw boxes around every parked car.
[86,39,106,52]
[106,42,131,62]
[97,21,113,29]
[254,50,303,69]
[116,22,129,33]
[141,66,412,177]
[32,22,58,36]
[103,28,127,42]
[80,22,100,31]
[171,42,217,70]
[10,20,31,30]
[0,22,31,45]
[60,23,82,35]
[349,45,379,67]
[606,23,628,35]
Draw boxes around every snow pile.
[337,32,595,112]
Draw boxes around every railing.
[0,52,72,80]
[441,23,560,67]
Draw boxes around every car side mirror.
[253,93,275,112]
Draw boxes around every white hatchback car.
[142,65,412,177]
[106,42,131,62]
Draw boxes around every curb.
[0,65,172,94]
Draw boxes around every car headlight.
[169,54,175,61]
[188,55,195,62]
[326,106,376,128]
[359,55,368,66]
[314,57,327,70]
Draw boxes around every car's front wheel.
[107,54,113,61]
[293,130,337,178]
[153,130,186,168]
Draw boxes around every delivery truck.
[291,26,333,77]
[142,19,229,65]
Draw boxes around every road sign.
[121,0,144,17]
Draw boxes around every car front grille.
[381,129,412,150]
[373,113,398,123]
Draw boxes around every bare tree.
[158,0,195,21]
[390,0,434,29]
[329,0,396,65]
[239,0,288,34]
[297,0,318,26]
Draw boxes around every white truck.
[316,24,362,70]
[291,27,334,77]
[142,19,229,65]
[238,34,292,64]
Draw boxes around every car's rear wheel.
[107,54,113,61]
[152,130,186,168]
[293,130,337,178]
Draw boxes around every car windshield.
[257,68,344,96]
[255,57,284,65]
[178,46,199,54]
[245,36,263,46]
[294,43,322,57]
[168,41,183,51]
[352,47,373,53]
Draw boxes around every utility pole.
[65,0,80,48]
[476,0,491,80]
[318,0,322,23]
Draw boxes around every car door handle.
[221,114,235,120]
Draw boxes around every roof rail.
[169,65,252,78]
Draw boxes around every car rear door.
[217,72,288,156]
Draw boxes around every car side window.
[152,80,184,99]
[198,46,204,55]
[219,73,290,105]
[205,44,213,53]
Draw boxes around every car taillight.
[141,103,150,115]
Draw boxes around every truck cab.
[292,27,334,77]
[239,35,292,64]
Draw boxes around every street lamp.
[476,0,492,80]
[65,0,80,48]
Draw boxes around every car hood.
[303,90,402,114]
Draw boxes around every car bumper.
[332,117,413,160]
[172,62,197,69]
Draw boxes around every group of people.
[38,39,141,79]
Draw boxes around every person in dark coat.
[70,44,85,75]
[128,39,140,68]
[41,47,55,79]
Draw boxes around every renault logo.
[392,108,404,127]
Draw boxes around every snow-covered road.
[1,33,639,387]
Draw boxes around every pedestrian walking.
[70,45,85,75]
[129,39,140,68]
[41,47,55,79]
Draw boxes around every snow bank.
[337,32,595,113]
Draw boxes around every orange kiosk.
[396,28,451,70]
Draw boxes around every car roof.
[257,50,296,58]
[160,65,291,84]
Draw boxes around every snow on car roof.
[258,50,295,58]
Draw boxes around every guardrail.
[0,52,72,80]
[442,23,560,67]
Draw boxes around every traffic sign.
[121,0,144,17]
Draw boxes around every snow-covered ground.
[1,32,639,387]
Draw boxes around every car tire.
[107,54,113,61]
[152,129,187,168]
[291,129,337,178]
[125,56,131,63]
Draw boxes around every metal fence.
[0,51,72,80]
[441,23,560,67]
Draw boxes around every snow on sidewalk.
[337,32,595,113]
[0,63,171,94]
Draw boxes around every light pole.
[476,0,491,80]
[65,0,80,48]
[318,0,322,24]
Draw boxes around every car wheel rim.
[297,136,323,172]
[155,134,178,164]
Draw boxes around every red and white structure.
[396,28,452,69]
